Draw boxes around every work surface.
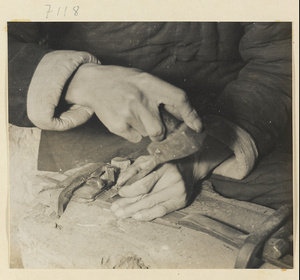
[9,124,283,269]
[19,169,281,269]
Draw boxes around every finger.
[113,182,183,218]
[120,126,143,143]
[132,198,185,221]
[139,74,203,132]
[117,156,155,186]
[126,116,147,137]
[132,155,153,165]
[118,169,162,197]
[110,195,144,212]
[163,105,183,120]
[165,98,203,133]
[116,166,140,186]
[134,105,165,142]
[146,164,181,195]
[106,122,143,143]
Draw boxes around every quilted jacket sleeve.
[219,22,292,156]
[8,22,292,180]
[8,23,100,130]
[204,22,292,179]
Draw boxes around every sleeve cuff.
[27,50,100,130]
[203,115,258,180]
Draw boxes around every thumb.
[165,97,203,133]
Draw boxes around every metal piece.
[147,123,207,163]
[262,253,293,269]
[174,204,293,269]
[121,108,207,186]
[57,163,118,218]
[124,124,207,186]
[111,157,131,172]
[178,213,247,248]
[234,204,292,268]
[262,218,293,260]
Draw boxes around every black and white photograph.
[7,21,295,269]
[1,1,298,279]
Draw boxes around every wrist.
[65,63,98,108]
[175,152,201,187]
[176,135,233,184]
[193,136,233,179]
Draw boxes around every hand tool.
[177,204,293,268]
[234,204,293,268]
[57,107,207,216]
[122,108,207,185]
[57,163,118,218]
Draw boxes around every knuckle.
[125,89,143,103]
[158,205,168,216]
[130,166,141,176]
[129,133,142,143]
[136,72,151,83]
[149,125,164,137]
[140,183,150,194]
[108,122,128,134]
[174,184,186,196]
[184,108,197,119]
[134,72,155,89]
[179,197,187,207]
[176,90,188,104]
[173,195,187,208]
[119,106,134,121]
[146,198,157,208]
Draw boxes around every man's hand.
[66,64,202,142]
[110,137,234,221]
[111,157,196,221]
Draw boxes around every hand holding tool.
[123,108,207,185]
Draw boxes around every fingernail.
[193,119,202,132]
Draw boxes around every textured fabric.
[203,115,258,179]
[8,39,51,127]
[27,50,99,130]
[7,22,293,204]
[210,151,293,209]
[8,22,292,156]
[49,22,246,115]
[217,22,292,156]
